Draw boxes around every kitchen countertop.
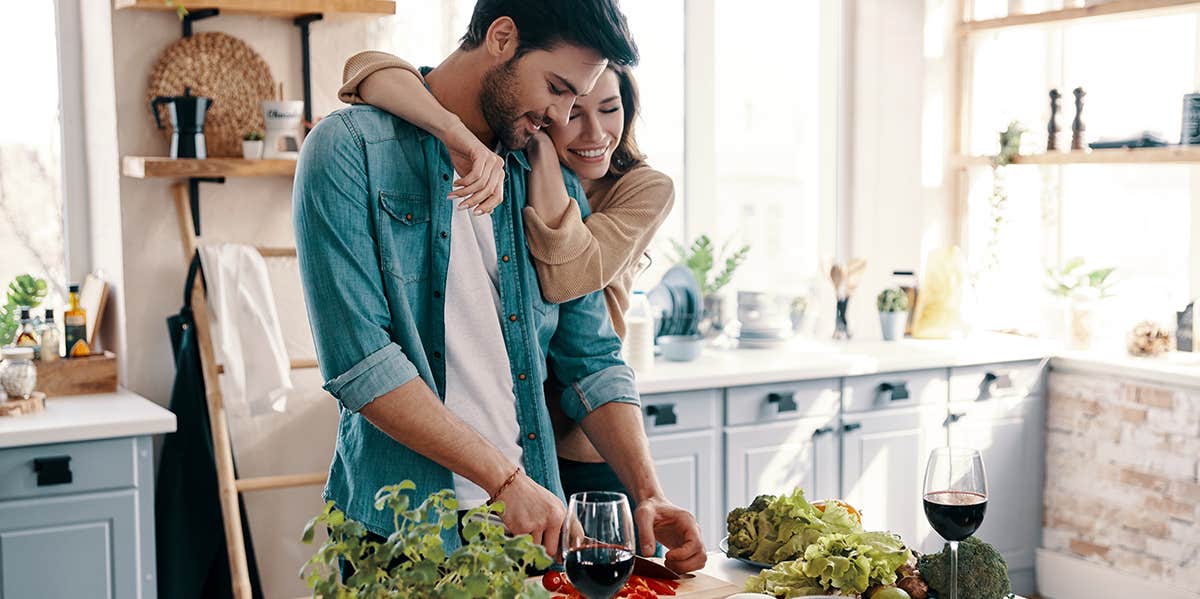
[635,334,1052,395]
[634,333,1200,395]
[699,552,1030,598]
[0,388,176,448]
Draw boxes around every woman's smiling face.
[546,68,623,181]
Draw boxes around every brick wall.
[1044,371,1200,588]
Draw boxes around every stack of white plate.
[733,291,792,349]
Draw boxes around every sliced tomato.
[643,578,676,595]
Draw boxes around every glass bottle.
[64,284,90,358]
[14,306,40,359]
[39,308,61,362]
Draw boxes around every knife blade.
[632,555,686,581]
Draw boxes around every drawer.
[725,379,840,426]
[950,360,1046,403]
[641,389,720,436]
[0,437,138,501]
[843,369,948,413]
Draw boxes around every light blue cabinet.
[0,436,157,599]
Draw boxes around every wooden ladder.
[172,182,326,599]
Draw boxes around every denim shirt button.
[442,173,449,181]
[527,433,536,441]
[440,231,448,239]
[508,314,517,322]
[518,373,527,381]
[433,351,442,359]
[501,255,510,263]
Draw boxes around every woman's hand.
[443,121,505,215]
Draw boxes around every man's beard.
[480,57,544,150]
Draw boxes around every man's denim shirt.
[293,103,639,548]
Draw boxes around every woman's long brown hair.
[606,63,646,178]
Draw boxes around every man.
[293,0,705,572]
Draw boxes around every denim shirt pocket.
[379,190,432,283]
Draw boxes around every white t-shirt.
[442,177,523,509]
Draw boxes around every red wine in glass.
[562,492,636,599]
[923,490,987,541]
[564,544,635,599]
[923,447,988,599]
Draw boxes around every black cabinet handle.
[979,371,1013,400]
[841,422,862,433]
[767,392,798,413]
[645,404,677,427]
[33,456,72,486]
[877,381,911,402]
[945,412,966,427]
[812,426,834,437]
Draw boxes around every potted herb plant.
[242,131,264,160]
[1045,257,1115,350]
[671,235,750,338]
[302,481,552,598]
[877,287,909,341]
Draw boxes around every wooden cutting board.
[670,571,743,598]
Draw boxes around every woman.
[340,51,674,501]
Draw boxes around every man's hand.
[633,495,707,573]
[495,472,567,560]
[444,121,505,215]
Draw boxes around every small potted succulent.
[877,287,909,341]
[242,131,264,159]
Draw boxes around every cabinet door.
[725,415,839,513]
[647,430,720,549]
[0,490,138,599]
[948,395,1045,575]
[841,405,946,555]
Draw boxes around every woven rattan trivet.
[148,32,276,158]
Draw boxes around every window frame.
[54,0,93,280]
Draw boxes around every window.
[0,2,69,302]
[962,9,1198,343]
[711,0,829,294]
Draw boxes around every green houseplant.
[0,275,48,346]
[671,235,750,339]
[242,131,265,160]
[301,481,552,598]
[1045,257,1115,350]
[876,287,909,341]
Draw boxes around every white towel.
[198,243,291,416]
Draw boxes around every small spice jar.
[0,346,37,399]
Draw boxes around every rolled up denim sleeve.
[546,173,640,422]
[293,113,420,412]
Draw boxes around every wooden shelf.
[954,145,1200,166]
[960,0,1200,34]
[114,0,395,17]
[122,156,296,178]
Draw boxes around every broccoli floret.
[916,537,1011,599]
[750,494,776,512]
[726,495,776,558]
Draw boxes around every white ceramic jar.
[0,346,37,399]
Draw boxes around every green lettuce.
[731,489,913,597]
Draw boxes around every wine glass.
[923,447,988,599]
[561,492,637,599]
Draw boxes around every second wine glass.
[923,447,988,599]
[562,492,637,599]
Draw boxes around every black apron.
[155,254,264,599]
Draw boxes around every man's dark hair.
[460,0,639,67]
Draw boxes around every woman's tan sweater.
[340,51,675,339]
